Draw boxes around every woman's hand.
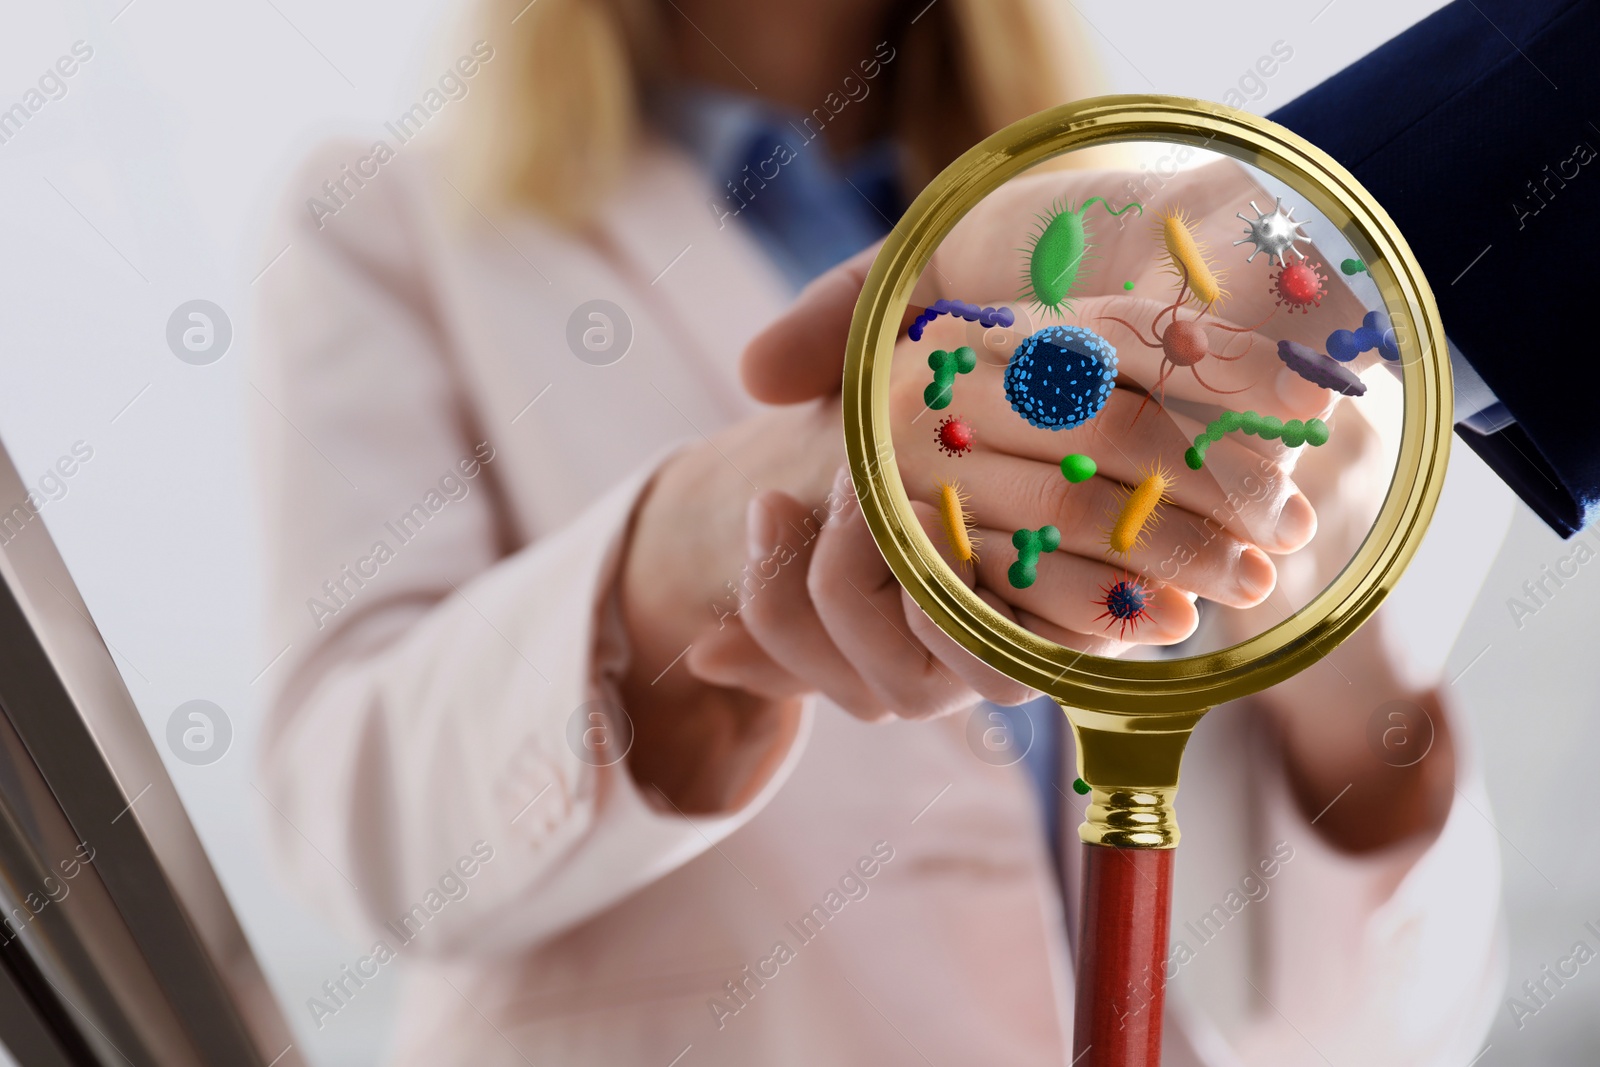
[617,399,1033,813]
[620,158,1392,815]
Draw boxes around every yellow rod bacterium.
[936,479,979,566]
[1106,463,1173,556]
[1157,207,1228,308]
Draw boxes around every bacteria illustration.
[935,479,980,565]
[1183,409,1331,470]
[1156,206,1228,308]
[1060,453,1097,484]
[1234,198,1311,266]
[1277,340,1366,396]
[1021,196,1143,315]
[934,414,975,457]
[1003,325,1118,431]
[1123,281,1135,291]
[1008,525,1061,589]
[1340,258,1368,276]
[924,346,978,409]
[1326,310,1399,363]
[1271,261,1327,313]
[1096,575,1154,639]
[908,299,1014,342]
[1106,463,1174,556]
[1096,264,1264,420]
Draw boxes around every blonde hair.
[453,0,1107,224]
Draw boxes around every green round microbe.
[1340,258,1367,275]
[1257,416,1284,440]
[1206,424,1227,442]
[1072,777,1091,796]
[953,346,977,373]
[1219,411,1243,432]
[1184,446,1204,470]
[1060,453,1097,483]
[1122,281,1135,291]
[1305,418,1331,446]
[1280,421,1306,448]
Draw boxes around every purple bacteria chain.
[908,299,1015,342]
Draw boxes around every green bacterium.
[1022,196,1143,316]
[1008,525,1061,589]
[1184,410,1331,470]
[1340,258,1368,275]
[924,346,977,409]
[1059,453,1097,484]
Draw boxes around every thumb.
[740,242,881,405]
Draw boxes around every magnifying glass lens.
[890,140,1404,660]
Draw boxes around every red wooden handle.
[1072,843,1175,1066]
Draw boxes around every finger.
[900,590,1039,707]
[921,364,1318,559]
[967,527,1200,644]
[741,244,880,405]
[901,502,1038,707]
[809,468,978,719]
[970,583,1135,657]
[686,618,812,701]
[736,489,888,719]
[906,504,1137,675]
[907,380,1316,555]
[923,448,1278,606]
[1013,602,1134,657]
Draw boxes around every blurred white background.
[0,0,1591,1064]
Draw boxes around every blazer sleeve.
[1228,709,1504,1066]
[1270,0,1600,536]
[251,148,807,959]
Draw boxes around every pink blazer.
[253,140,1504,1066]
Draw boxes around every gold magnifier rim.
[842,94,1451,716]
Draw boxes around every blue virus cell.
[1096,575,1153,639]
[1326,310,1400,363]
[1003,325,1119,431]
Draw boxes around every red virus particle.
[935,414,976,457]
[1271,262,1327,313]
[1095,574,1154,639]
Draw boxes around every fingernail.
[746,495,779,559]
[1274,492,1317,549]
[1237,546,1276,603]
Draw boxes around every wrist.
[1267,687,1456,854]
[615,457,797,814]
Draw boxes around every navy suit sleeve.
[1270,0,1598,536]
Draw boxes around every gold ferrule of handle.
[1064,704,1206,851]
[1081,786,1182,849]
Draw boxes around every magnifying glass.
[842,96,1449,1066]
